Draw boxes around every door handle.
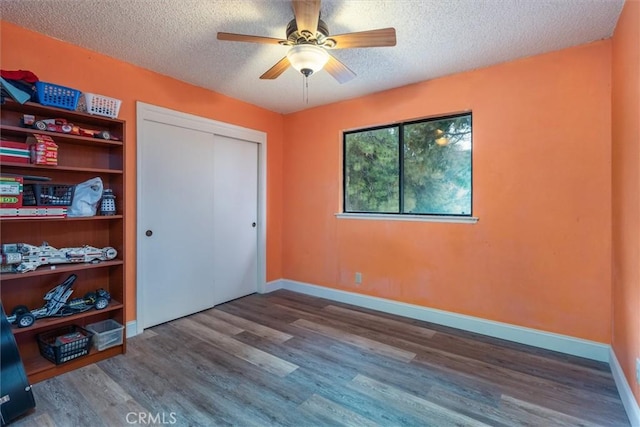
[251,222,256,228]
[145,230,153,236]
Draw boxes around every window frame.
[342,112,473,218]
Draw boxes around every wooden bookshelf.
[0,100,127,383]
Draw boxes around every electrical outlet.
[636,358,640,385]
[355,272,362,284]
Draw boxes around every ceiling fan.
[217,0,396,84]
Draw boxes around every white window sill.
[335,213,479,224]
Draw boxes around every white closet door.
[139,120,217,328]
[212,135,258,304]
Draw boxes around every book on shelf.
[0,175,24,208]
[0,207,67,218]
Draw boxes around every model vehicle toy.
[33,118,73,134]
[6,274,111,328]
[25,116,112,140]
[0,242,117,274]
[76,127,111,139]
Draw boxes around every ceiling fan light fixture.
[287,44,329,77]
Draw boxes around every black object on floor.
[0,303,35,425]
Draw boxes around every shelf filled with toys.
[0,72,126,383]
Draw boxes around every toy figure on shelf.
[0,242,117,273]
[6,274,111,328]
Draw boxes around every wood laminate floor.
[11,290,630,427]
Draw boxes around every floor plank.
[323,304,437,339]
[297,394,380,427]
[349,374,491,427]
[191,310,245,335]
[10,290,630,427]
[206,308,294,343]
[291,318,417,362]
[498,394,602,427]
[169,317,299,377]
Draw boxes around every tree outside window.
[344,113,472,216]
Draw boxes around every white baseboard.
[267,279,610,362]
[610,348,640,427]
[262,279,285,293]
[126,320,138,339]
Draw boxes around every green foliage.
[344,115,472,215]
[403,116,472,214]
[345,127,399,212]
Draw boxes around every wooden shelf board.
[0,260,124,281]
[25,344,124,384]
[1,100,125,126]
[0,160,123,174]
[0,215,123,223]
[11,300,124,336]
[1,124,123,146]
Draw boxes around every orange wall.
[612,0,640,405]
[283,41,613,343]
[0,22,285,321]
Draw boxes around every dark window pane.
[344,127,399,212]
[403,115,472,215]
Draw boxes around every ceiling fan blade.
[329,28,397,49]
[324,54,356,84]
[292,0,320,35]
[260,57,291,80]
[217,32,286,45]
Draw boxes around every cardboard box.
[26,134,58,166]
[0,176,23,207]
[0,140,30,163]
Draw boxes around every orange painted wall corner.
[611,0,640,407]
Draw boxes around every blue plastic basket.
[35,81,81,111]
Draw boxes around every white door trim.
[135,102,267,335]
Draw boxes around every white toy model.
[0,242,117,273]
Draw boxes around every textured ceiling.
[0,0,625,114]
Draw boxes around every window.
[343,113,472,216]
